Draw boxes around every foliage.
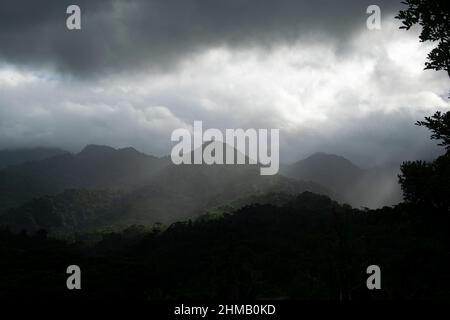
[399,154,450,212]
[397,0,450,212]
[398,109,450,212]
[396,0,450,77]
[1,192,450,300]
[416,111,450,150]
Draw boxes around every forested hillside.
[1,192,449,300]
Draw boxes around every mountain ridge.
[0,145,402,233]
[282,152,402,208]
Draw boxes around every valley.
[0,145,401,234]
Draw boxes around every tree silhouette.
[399,155,450,211]
[396,0,450,77]
[397,0,450,213]
[416,111,450,150]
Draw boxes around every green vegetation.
[0,0,449,300]
[397,0,450,214]
[1,192,450,300]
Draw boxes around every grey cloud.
[281,110,445,167]
[1,0,448,169]
[0,0,402,77]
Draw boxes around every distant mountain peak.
[118,146,139,153]
[307,152,354,161]
[283,151,402,208]
[78,144,116,157]
[301,152,361,170]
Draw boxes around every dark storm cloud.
[1,0,448,173]
[0,0,401,77]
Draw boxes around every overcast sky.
[0,0,449,166]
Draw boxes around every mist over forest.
[0,0,449,304]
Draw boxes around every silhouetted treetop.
[416,111,450,150]
[396,0,450,77]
